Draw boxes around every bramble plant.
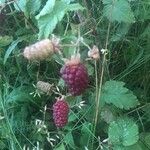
[0,0,150,150]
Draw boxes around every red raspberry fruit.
[53,99,69,128]
[60,55,88,96]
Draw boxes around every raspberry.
[60,55,88,96]
[53,99,69,128]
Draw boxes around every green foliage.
[3,39,23,64]
[0,36,13,47]
[54,143,66,150]
[101,80,139,109]
[14,0,41,17]
[5,86,32,104]
[36,0,83,39]
[0,0,149,149]
[141,133,150,149]
[80,122,92,147]
[108,117,139,147]
[64,132,75,149]
[102,0,135,23]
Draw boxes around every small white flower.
[101,49,108,54]
[102,138,109,143]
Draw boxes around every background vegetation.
[0,0,150,149]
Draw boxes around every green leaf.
[36,1,83,39]
[111,23,131,41]
[36,0,55,19]
[5,86,32,104]
[64,132,75,149]
[68,111,78,122]
[66,3,84,11]
[112,141,149,150]
[0,0,6,5]
[14,0,26,12]
[141,133,150,148]
[101,80,139,110]
[14,0,41,17]
[144,134,150,147]
[0,140,6,150]
[108,117,139,146]
[3,39,22,64]
[125,142,148,150]
[36,1,66,39]
[80,122,92,146]
[0,36,13,47]
[26,0,42,16]
[102,0,135,23]
[54,143,66,150]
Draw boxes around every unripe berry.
[53,99,69,128]
[23,38,60,61]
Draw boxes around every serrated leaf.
[36,1,66,39]
[36,1,83,39]
[102,0,135,23]
[108,117,139,146]
[101,80,139,110]
[36,0,55,19]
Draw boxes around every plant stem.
[94,20,111,125]
[0,94,23,150]
[92,20,111,149]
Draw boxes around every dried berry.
[23,38,60,61]
[60,55,88,96]
[53,99,69,128]
[36,81,53,95]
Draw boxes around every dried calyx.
[88,45,100,60]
